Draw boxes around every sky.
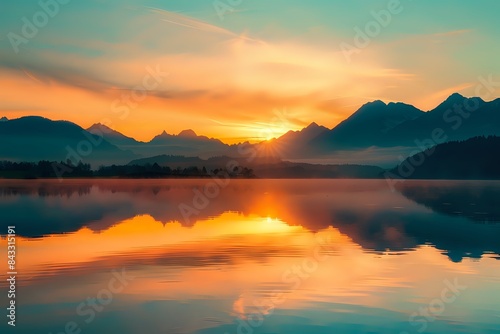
[1,0,499,143]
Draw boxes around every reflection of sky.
[0,179,500,333]
[2,179,500,260]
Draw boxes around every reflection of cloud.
[232,295,247,319]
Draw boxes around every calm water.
[1,179,499,334]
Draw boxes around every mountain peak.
[364,100,387,107]
[446,92,465,101]
[350,100,388,118]
[430,93,472,113]
[0,116,8,122]
[88,123,113,131]
[306,122,320,129]
[303,122,329,133]
[178,129,197,137]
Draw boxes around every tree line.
[0,160,255,179]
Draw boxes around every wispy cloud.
[146,7,262,44]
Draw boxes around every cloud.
[147,7,262,44]
[432,29,472,38]
[1,4,487,142]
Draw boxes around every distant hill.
[0,117,135,167]
[129,154,281,170]
[128,155,205,167]
[127,154,383,178]
[389,136,500,179]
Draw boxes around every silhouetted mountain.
[384,93,495,146]
[311,100,424,149]
[0,117,135,167]
[308,94,500,152]
[389,136,500,179]
[178,129,197,138]
[264,122,329,158]
[4,94,500,168]
[0,116,8,122]
[148,129,232,158]
[278,122,329,143]
[87,124,236,159]
[88,123,142,148]
[432,93,480,115]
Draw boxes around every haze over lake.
[1,179,499,334]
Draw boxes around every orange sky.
[1,3,500,143]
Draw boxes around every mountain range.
[1,93,499,167]
[87,123,241,159]
[0,116,134,166]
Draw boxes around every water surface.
[0,179,499,333]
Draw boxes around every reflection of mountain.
[396,181,500,223]
[1,179,499,262]
[332,208,500,263]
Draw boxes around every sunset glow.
[1,1,500,142]
[1,2,500,333]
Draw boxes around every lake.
[1,179,499,334]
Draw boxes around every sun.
[264,131,275,141]
[256,127,275,141]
